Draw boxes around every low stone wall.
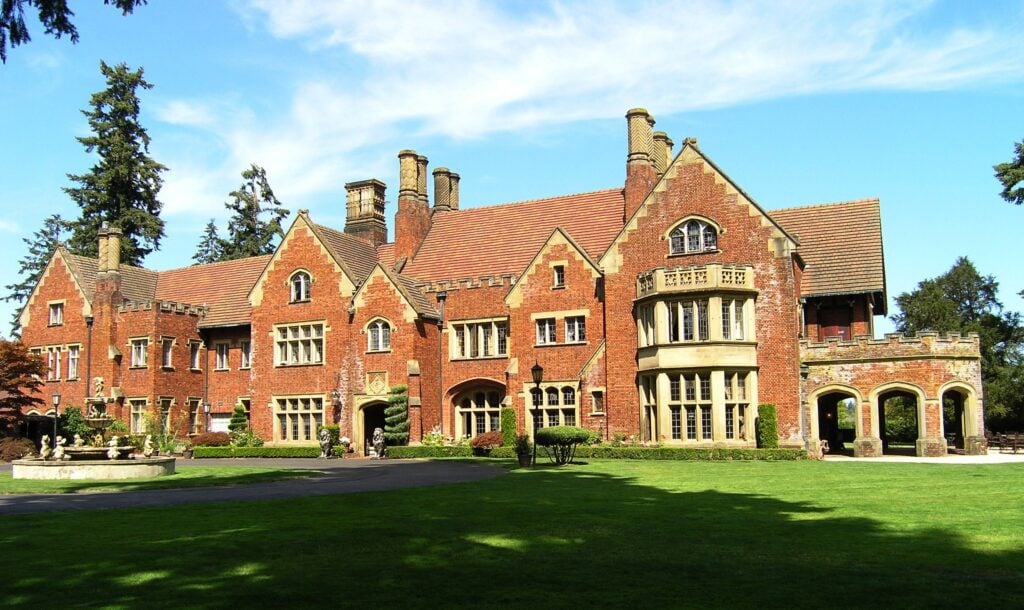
[12,457,176,480]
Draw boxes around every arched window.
[546,387,560,406]
[367,319,392,352]
[290,271,311,302]
[455,386,505,438]
[670,220,719,255]
[562,387,576,406]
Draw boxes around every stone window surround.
[45,345,62,380]
[128,397,148,434]
[365,318,392,353]
[525,380,580,435]
[449,317,509,360]
[665,215,723,257]
[638,297,754,347]
[47,300,65,326]
[273,394,325,443]
[129,337,149,369]
[531,309,591,348]
[188,340,203,371]
[214,341,231,371]
[288,269,312,303]
[160,336,175,369]
[240,340,252,369]
[273,321,326,367]
[66,343,81,380]
[551,260,567,289]
[640,369,756,444]
[454,387,505,439]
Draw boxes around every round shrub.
[534,425,591,465]
[192,431,231,447]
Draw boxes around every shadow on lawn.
[1,464,1022,608]
[0,468,316,494]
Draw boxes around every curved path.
[0,458,505,515]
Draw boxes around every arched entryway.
[817,393,857,456]
[357,402,387,457]
[449,381,506,441]
[941,382,982,453]
[877,389,920,455]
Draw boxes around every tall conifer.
[2,214,71,336]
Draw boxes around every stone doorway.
[877,390,920,456]
[360,403,387,457]
[817,393,857,456]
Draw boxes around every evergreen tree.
[0,1,145,63]
[220,164,289,260]
[192,219,225,265]
[892,257,1024,429]
[384,385,410,446]
[2,214,71,337]
[994,139,1024,206]
[65,60,167,267]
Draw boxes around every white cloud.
[0,218,19,233]
[154,0,1022,220]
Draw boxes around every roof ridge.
[446,187,622,214]
[771,197,880,213]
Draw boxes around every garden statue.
[92,376,104,397]
[738,414,746,438]
[372,427,387,459]
[318,427,332,458]
[142,435,155,458]
[40,435,52,460]
[107,436,120,460]
[92,433,104,447]
[73,434,85,447]
[53,436,68,461]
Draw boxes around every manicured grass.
[0,466,317,495]
[2,460,1023,608]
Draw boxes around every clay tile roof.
[403,188,624,281]
[62,252,157,303]
[312,224,379,284]
[770,198,886,309]
[155,256,271,328]
[377,243,396,271]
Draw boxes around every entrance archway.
[358,402,387,457]
[817,392,857,455]
[877,389,920,456]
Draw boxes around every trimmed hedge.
[386,444,804,461]
[193,446,321,458]
[756,403,779,449]
[499,407,517,447]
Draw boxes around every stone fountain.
[12,378,175,480]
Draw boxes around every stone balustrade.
[637,263,755,298]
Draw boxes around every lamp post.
[51,393,61,449]
[531,362,544,466]
[203,402,211,433]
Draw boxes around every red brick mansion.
[19,109,985,457]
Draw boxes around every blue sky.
[2,0,1022,337]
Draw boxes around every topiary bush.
[756,403,779,449]
[192,431,231,447]
[535,425,591,465]
[499,407,517,447]
[384,385,410,446]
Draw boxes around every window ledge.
[274,362,325,368]
[667,248,720,259]
[65,377,79,382]
[240,366,251,370]
[129,366,148,370]
[552,285,565,290]
[47,323,64,328]
[190,367,203,372]
[451,355,509,362]
[161,366,175,371]
[213,367,230,372]
[289,299,312,305]
[365,349,392,355]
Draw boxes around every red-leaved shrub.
[191,432,231,447]
[0,437,36,462]
[470,430,503,450]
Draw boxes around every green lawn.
[0,466,316,494]
[2,460,1022,608]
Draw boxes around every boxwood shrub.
[535,425,591,464]
[386,445,803,461]
[193,446,321,458]
[499,407,517,447]
[756,403,779,449]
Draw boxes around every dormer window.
[670,220,718,255]
[367,319,392,352]
[290,271,311,302]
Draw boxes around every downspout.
[436,291,447,439]
[201,328,210,433]
[84,314,94,405]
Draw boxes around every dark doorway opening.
[817,392,856,456]
[363,403,386,457]
[878,391,919,455]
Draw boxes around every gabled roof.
[312,223,379,285]
[770,198,887,312]
[354,264,439,320]
[402,189,624,281]
[505,227,602,308]
[156,256,272,328]
[62,251,158,303]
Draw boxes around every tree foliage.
[994,139,1024,206]
[0,0,145,63]
[65,60,166,267]
[192,219,224,265]
[892,257,1024,429]
[2,214,71,337]
[384,385,409,446]
[0,339,47,435]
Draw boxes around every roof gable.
[352,264,439,322]
[505,228,602,308]
[19,248,94,329]
[600,140,798,274]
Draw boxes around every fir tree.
[220,164,289,260]
[193,219,225,265]
[65,60,167,267]
[994,139,1024,206]
[0,1,145,63]
[384,385,410,446]
[2,214,71,337]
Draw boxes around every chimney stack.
[652,131,669,176]
[97,223,122,275]
[448,172,460,211]
[394,150,432,262]
[433,167,452,212]
[624,108,658,221]
[344,179,388,247]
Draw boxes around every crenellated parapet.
[801,331,981,364]
[118,300,206,317]
[420,274,518,294]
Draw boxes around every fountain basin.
[63,446,135,461]
[12,457,176,480]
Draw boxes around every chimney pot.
[432,167,452,212]
[448,172,460,211]
[398,150,418,198]
[416,155,429,205]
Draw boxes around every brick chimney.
[624,108,658,221]
[448,172,460,210]
[93,223,122,390]
[344,179,388,247]
[653,131,673,176]
[394,150,432,261]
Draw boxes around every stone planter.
[517,453,532,467]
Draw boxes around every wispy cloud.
[0,219,19,233]
[155,0,1023,218]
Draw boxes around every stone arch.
[807,384,864,456]
[939,380,982,452]
[870,381,928,456]
[354,399,388,457]
[447,378,506,440]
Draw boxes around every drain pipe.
[436,291,447,439]
[84,314,94,405]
